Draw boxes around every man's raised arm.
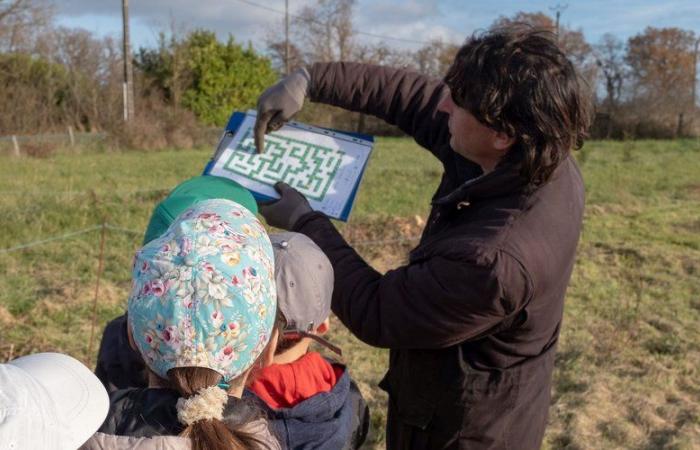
[254,62,450,155]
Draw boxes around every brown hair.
[271,309,299,355]
[274,335,303,355]
[444,25,592,187]
[169,367,270,450]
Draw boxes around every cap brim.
[9,353,110,449]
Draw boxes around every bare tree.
[0,0,52,53]
[352,41,411,68]
[52,29,97,129]
[266,39,304,73]
[626,27,696,135]
[594,33,626,137]
[595,34,626,109]
[265,0,355,73]
[292,0,356,63]
[412,39,459,77]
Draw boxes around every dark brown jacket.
[292,62,585,450]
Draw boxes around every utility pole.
[691,37,699,137]
[122,0,135,122]
[285,0,290,75]
[693,37,699,111]
[549,3,568,41]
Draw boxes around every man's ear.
[315,318,330,336]
[493,130,515,152]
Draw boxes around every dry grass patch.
[0,305,13,325]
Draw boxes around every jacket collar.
[101,387,258,438]
[433,154,528,206]
[247,352,341,410]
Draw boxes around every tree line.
[1,0,698,147]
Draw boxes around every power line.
[0,223,421,254]
[232,0,434,46]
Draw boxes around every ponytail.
[169,367,269,450]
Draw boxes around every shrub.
[107,96,207,151]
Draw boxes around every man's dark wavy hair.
[444,25,592,186]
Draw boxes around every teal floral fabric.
[128,199,277,382]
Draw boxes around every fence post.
[677,112,685,137]
[11,135,20,157]
[68,126,75,147]
[87,222,107,366]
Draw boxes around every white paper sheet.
[208,112,373,220]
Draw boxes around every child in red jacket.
[247,232,369,450]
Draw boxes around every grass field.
[1,138,699,449]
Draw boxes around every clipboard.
[204,111,374,222]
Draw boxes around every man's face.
[437,90,513,172]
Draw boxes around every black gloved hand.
[254,67,310,153]
[259,182,313,230]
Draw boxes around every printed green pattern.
[224,128,344,201]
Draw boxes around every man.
[254,26,591,449]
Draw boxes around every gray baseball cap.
[270,232,341,356]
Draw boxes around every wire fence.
[0,129,108,156]
[0,127,223,156]
[0,224,420,256]
[1,219,422,363]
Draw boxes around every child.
[96,175,257,392]
[0,352,109,450]
[83,199,281,450]
[247,232,370,450]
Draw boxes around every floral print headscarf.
[128,199,276,382]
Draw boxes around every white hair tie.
[176,385,229,426]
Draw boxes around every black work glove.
[254,67,310,153]
[259,182,313,230]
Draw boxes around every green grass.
[1,138,699,449]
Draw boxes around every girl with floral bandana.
[82,199,281,450]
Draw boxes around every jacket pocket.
[379,348,453,430]
[452,379,519,449]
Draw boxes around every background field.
[1,138,699,449]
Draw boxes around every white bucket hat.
[0,352,109,450]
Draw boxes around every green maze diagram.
[224,128,344,201]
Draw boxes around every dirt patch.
[30,281,127,322]
[674,219,700,233]
[685,183,700,200]
[342,215,425,272]
[73,281,128,309]
[343,215,425,243]
[0,305,14,325]
[22,142,58,159]
[586,203,643,216]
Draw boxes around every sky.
[54,0,700,53]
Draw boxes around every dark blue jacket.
[246,366,369,450]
